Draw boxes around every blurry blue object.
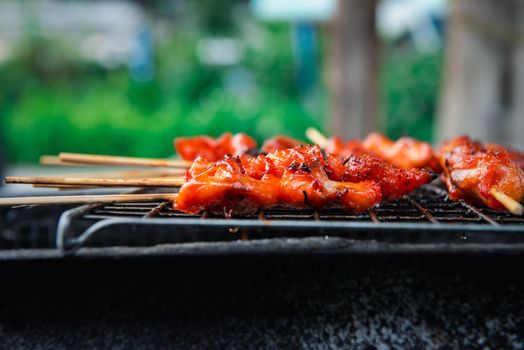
[292,23,317,98]
[251,0,336,22]
[130,28,154,82]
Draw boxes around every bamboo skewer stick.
[30,169,184,190]
[58,152,192,168]
[48,169,185,179]
[33,184,99,189]
[40,155,89,166]
[305,127,329,149]
[104,169,185,178]
[489,188,524,216]
[0,193,178,206]
[6,176,185,188]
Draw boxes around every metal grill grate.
[51,184,524,255]
[81,185,523,226]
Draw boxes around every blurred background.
[0,0,522,170]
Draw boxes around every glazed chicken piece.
[324,137,366,159]
[260,135,304,153]
[175,156,280,216]
[174,132,257,161]
[325,153,436,200]
[175,145,434,215]
[324,132,441,172]
[264,144,327,177]
[175,146,382,215]
[485,143,524,170]
[361,132,441,171]
[266,146,383,211]
[438,136,524,211]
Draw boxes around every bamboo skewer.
[40,155,89,166]
[6,176,185,188]
[33,184,99,189]
[48,169,185,179]
[30,169,184,190]
[489,188,524,216]
[0,193,178,206]
[58,152,192,168]
[101,169,185,178]
[42,155,187,173]
[305,127,329,149]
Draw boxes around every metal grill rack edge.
[52,185,524,255]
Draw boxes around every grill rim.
[57,208,524,255]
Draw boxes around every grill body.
[1,255,524,349]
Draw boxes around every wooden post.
[327,0,379,139]
[438,0,524,149]
[510,1,524,150]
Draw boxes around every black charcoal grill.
[2,184,524,259]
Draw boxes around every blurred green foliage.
[0,6,441,164]
[0,20,324,163]
[381,49,442,142]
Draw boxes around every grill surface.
[80,185,522,225]
[48,184,524,256]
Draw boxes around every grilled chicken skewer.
[2,145,434,211]
[175,145,434,215]
[44,130,442,172]
[306,128,441,171]
[10,130,523,215]
[1,146,432,211]
[1,130,439,210]
[438,136,524,215]
[175,129,442,173]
